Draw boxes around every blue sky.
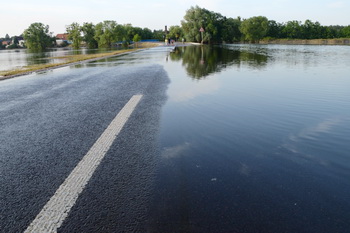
[1,0,349,37]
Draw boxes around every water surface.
[4,44,348,232]
[0,47,128,71]
[148,44,350,233]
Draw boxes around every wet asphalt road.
[0,50,170,232]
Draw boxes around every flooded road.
[0,47,128,71]
[151,44,350,233]
[0,50,170,232]
[1,44,350,232]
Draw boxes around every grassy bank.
[259,38,350,45]
[0,42,159,80]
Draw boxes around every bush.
[7,44,19,49]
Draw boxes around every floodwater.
[73,44,350,232]
[144,44,350,232]
[0,47,127,71]
[3,44,350,232]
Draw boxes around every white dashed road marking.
[25,95,143,233]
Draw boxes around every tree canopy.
[133,34,141,47]
[181,6,223,43]
[181,6,350,43]
[168,26,184,41]
[342,26,350,37]
[222,17,242,42]
[15,7,350,51]
[23,23,53,51]
[66,22,82,49]
[181,6,242,44]
[94,21,126,48]
[81,22,98,49]
[240,16,268,42]
[133,34,141,42]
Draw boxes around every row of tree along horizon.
[4,5,350,51]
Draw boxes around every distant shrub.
[7,44,19,49]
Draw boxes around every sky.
[1,0,349,37]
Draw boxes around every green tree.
[115,24,126,42]
[5,34,10,40]
[168,25,183,41]
[141,28,153,39]
[124,26,152,41]
[341,26,350,37]
[321,27,333,38]
[66,22,82,49]
[282,20,302,39]
[13,36,19,45]
[181,6,225,44]
[206,11,226,43]
[266,20,285,38]
[181,6,204,42]
[81,22,98,49]
[7,43,18,49]
[329,25,345,38]
[152,29,165,41]
[132,27,144,39]
[133,34,141,42]
[133,34,141,47]
[301,20,322,39]
[124,24,140,41]
[23,22,52,51]
[240,16,269,42]
[94,21,125,48]
[222,17,242,42]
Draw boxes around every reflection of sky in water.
[161,142,191,159]
[167,74,220,103]
[152,44,350,232]
[290,117,343,141]
[2,44,349,232]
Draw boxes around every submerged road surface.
[3,45,350,233]
[0,50,170,232]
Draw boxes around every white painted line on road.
[25,94,143,233]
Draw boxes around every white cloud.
[168,77,220,102]
[161,142,191,159]
[290,117,342,141]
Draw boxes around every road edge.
[0,48,150,82]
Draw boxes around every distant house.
[2,40,11,46]
[18,39,25,47]
[56,33,70,45]
[12,36,25,47]
[56,33,69,40]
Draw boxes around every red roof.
[56,33,69,40]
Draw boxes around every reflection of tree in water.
[169,45,268,79]
[25,49,68,66]
[25,50,50,66]
[24,48,119,67]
